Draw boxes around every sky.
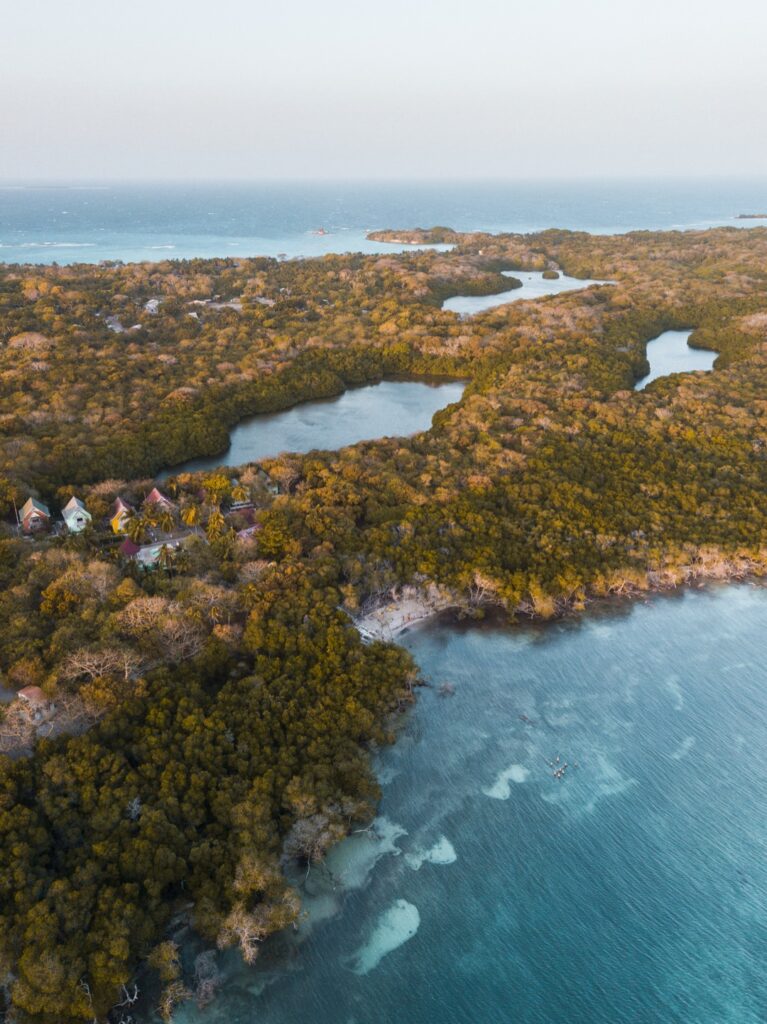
[2,0,767,181]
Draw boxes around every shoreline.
[353,551,767,643]
[354,585,456,641]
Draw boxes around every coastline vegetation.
[1,225,767,1020]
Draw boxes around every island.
[0,226,766,1022]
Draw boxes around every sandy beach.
[353,585,456,641]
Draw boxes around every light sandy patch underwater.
[404,835,457,870]
[483,764,531,799]
[345,900,421,975]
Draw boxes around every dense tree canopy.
[1,226,766,1020]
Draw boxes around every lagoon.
[161,379,465,477]
[174,584,767,1024]
[635,329,717,390]
[442,269,612,316]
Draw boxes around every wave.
[12,241,98,249]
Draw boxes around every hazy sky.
[2,0,767,180]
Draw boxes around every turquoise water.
[635,330,717,390]
[2,180,767,264]
[160,379,465,477]
[442,269,612,315]
[174,585,767,1024]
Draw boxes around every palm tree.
[156,544,175,576]
[158,508,175,535]
[143,502,160,527]
[205,509,226,542]
[173,548,191,575]
[181,504,201,528]
[125,513,147,544]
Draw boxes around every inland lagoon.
[161,379,465,477]
[174,584,767,1024]
[442,269,612,315]
[635,329,718,390]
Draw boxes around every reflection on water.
[161,379,465,477]
[635,329,717,390]
[442,269,612,316]
[174,585,767,1024]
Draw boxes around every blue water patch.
[3,179,767,264]
[635,330,717,390]
[160,379,465,477]
[442,269,612,316]
[173,585,767,1024]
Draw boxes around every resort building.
[144,487,176,511]
[111,497,134,534]
[19,497,51,533]
[121,535,189,569]
[61,496,92,534]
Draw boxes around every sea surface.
[161,379,465,477]
[635,330,717,390]
[1,179,766,265]
[174,585,767,1024]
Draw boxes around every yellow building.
[111,497,133,534]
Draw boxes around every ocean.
[174,586,767,1024]
[1,178,766,265]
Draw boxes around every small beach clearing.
[353,586,456,641]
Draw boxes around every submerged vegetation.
[1,225,767,1020]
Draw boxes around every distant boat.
[310,227,330,236]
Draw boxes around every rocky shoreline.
[353,548,767,642]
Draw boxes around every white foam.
[323,816,406,891]
[671,735,696,761]
[346,900,420,975]
[19,241,96,249]
[404,835,457,870]
[483,764,530,799]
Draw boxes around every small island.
[0,225,767,1022]
[736,213,767,219]
[368,225,460,244]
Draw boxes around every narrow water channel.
[442,269,612,315]
[635,330,717,390]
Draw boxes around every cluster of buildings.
[17,486,195,571]
[18,487,177,538]
[17,484,259,562]
[110,487,175,534]
[19,495,92,535]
